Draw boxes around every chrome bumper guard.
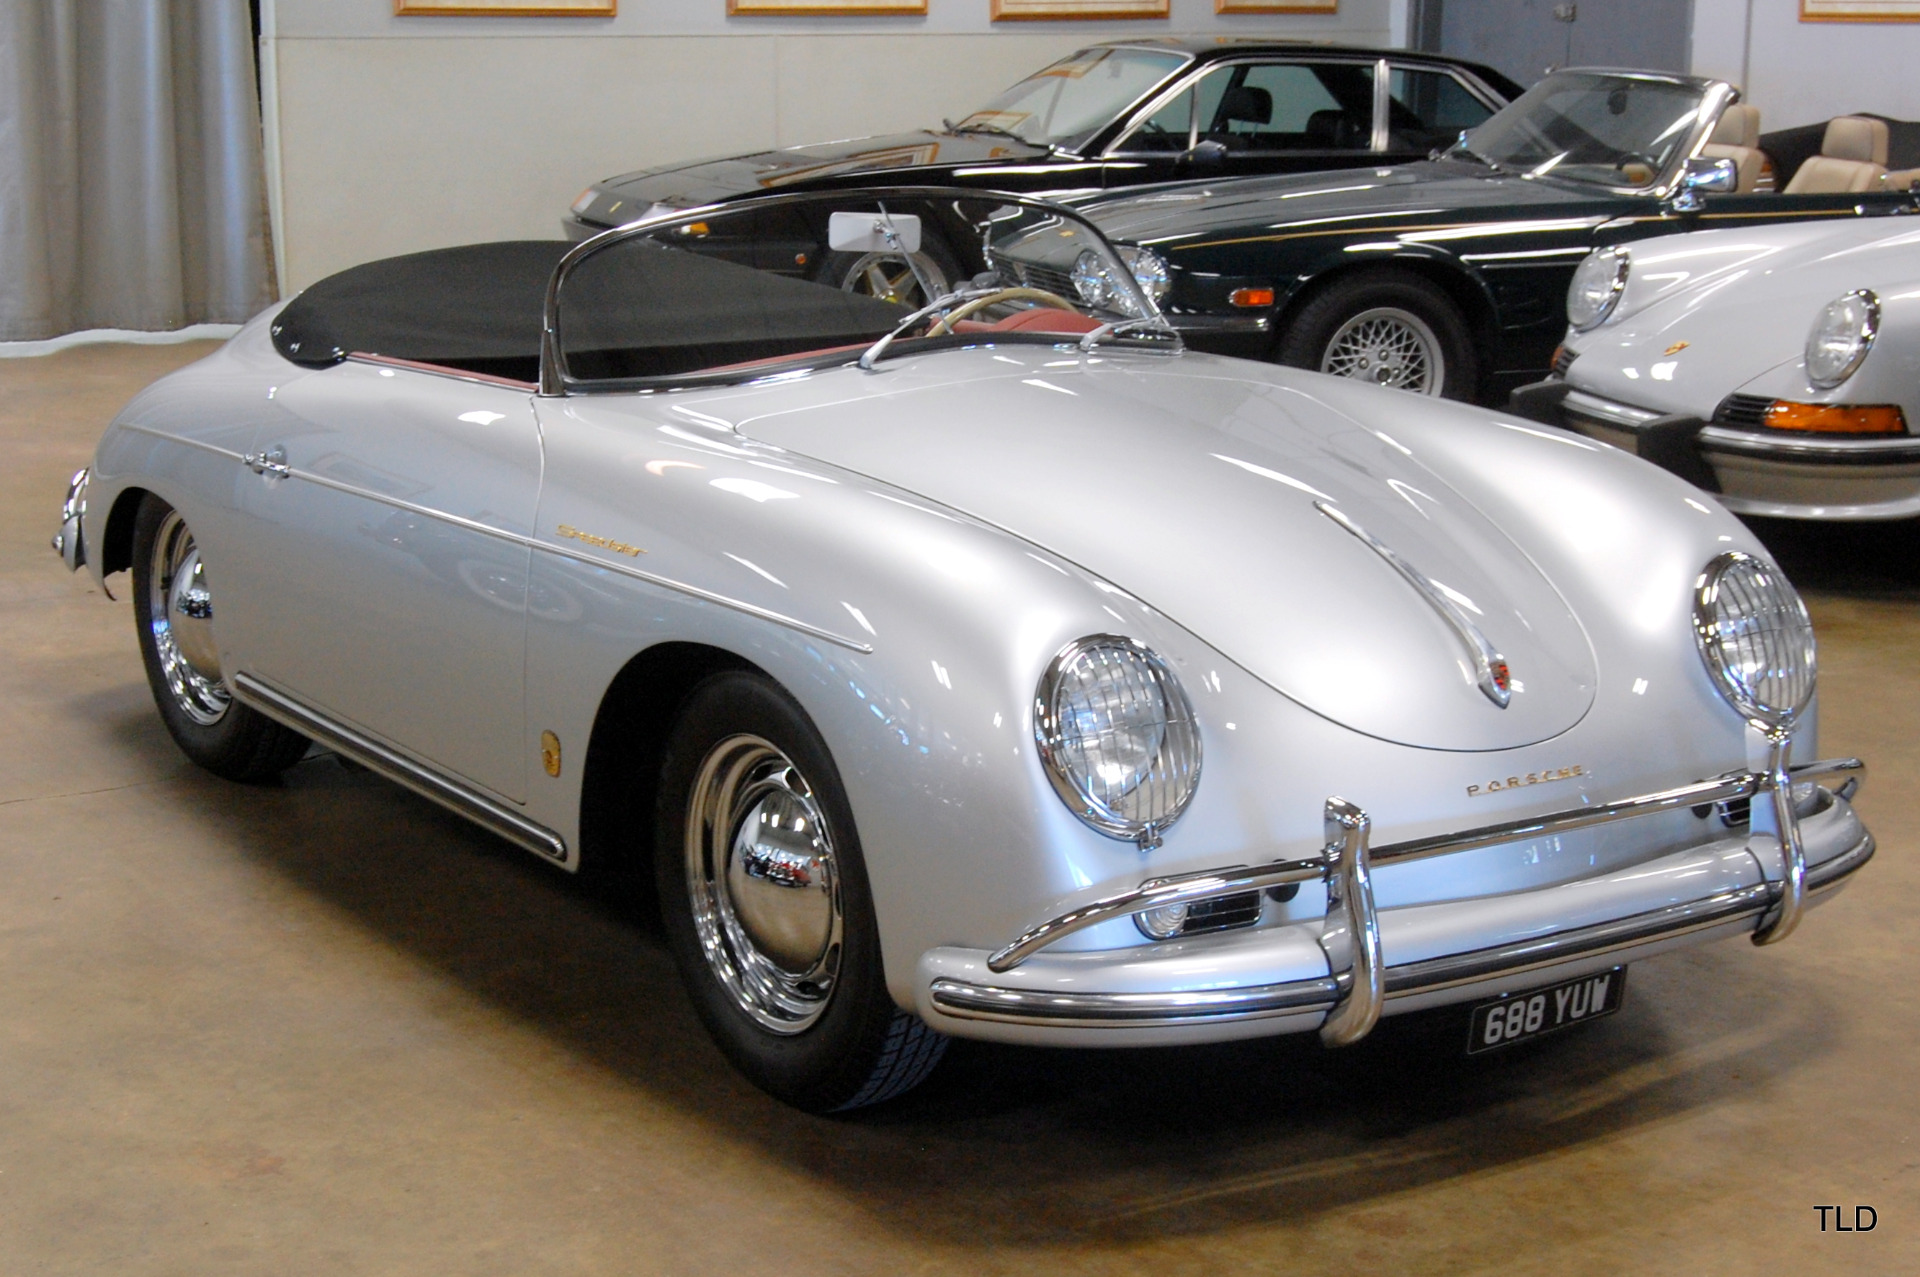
[52,467,89,572]
[966,756,1866,1046]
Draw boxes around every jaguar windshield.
[1463,72,1711,189]
[551,190,1176,391]
[952,47,1190,152]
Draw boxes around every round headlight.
[1119,245,1172,304]
[1034,635,1201,847]
[1692,552,1816,730]
[1567,246,1630,331]
[1805,289,1879,389]
[1071,249,1117,309]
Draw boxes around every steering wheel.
[927,287,1080,336]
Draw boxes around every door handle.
[244,445,290,479]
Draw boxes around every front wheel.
[655,671,946,1112]
[816,232,960,311]
[130,493,310,782]
[1277,270,1478,400]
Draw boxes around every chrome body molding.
[231,672,570,864]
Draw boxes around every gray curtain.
[0,1,272,340]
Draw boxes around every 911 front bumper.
[915,758,1870,1047]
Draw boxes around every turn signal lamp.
[1229,287,1275,308]
[1762,402,1907,434]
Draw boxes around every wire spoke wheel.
[145,509,230,726]
[684,734,845,1035]
[1319,306,1447,395]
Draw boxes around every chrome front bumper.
[918,758,1868,1045]
[51,467,88,572]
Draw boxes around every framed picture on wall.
[1216,0,1338,12]
[395,0,616,13]
[991,0,1171,19]
[1800,0,1920,18]
[728,1,927,12]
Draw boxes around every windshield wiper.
[946,118,1037,145]
[1442,140,1507,174]
[1078,315,1180,354]
[858,287,1001,371]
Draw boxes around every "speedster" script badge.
[1467,764,1586,798]
[556,523,645,557]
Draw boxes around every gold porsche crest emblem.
[1663,340,1690,356]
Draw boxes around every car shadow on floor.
[199,749,1841,1248]
[1746,515,1920,598]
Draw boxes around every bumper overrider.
[1509,381,1920,519]
[917,758,1869,1044]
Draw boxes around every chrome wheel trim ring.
[838,250,950,309]
[147,510,231,727]
[1320,306,1446,396]
[684,733,844,1035]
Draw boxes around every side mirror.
[1189,139,1228,166]
[828,211,922,254]
[1670,156,1738,210]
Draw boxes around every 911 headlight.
[1119,245,1172,304]
[1805,289,1879,389]
[1566,245,1630,331]
[1692,552,1816,730]
[1034,635,1201,848]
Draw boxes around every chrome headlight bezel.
[1692,552,1817,731]
[1071,248,1118,310]
[1804,289,1879,389]
[1566,245,1630,332]
[1033,635,1202,848]
[1119,245,1172,304]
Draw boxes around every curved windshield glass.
[1464,72,1709,189]
[953,47,1189,152]
[554,191,1174,390]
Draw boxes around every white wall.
[263,0,1392,291]
[1690,0,1920,131]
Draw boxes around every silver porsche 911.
[55,188,1871,1112]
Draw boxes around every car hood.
[1074,160,1617,247]
[596,131,1050,209]
[1567,219,1920,414]
[732,353,1597,751]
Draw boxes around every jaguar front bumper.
[914,758,1870,1047]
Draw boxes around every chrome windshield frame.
[539,185,1176,397]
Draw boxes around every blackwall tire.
[655,671,946,1113]
[130,493,310,782]
[1279,270,1479,400]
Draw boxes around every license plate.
[1467,967,1626,1055]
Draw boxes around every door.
[239,362,542,801]
[1423,0,1694,87]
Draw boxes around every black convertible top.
[271,238,910,385]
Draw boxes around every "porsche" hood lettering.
[1467,764,1586,797]
[556,524,645,557]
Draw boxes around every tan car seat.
[1785,116,1890,194]
[1702,105,1772,192]
[1885,168,1920,192]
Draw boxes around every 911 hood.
[735,352,1597,752]
[595,131,1046,210]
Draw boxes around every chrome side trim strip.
[927,975,1339,1027]
[931,830,1874,1031]
[230,672,570,864]
[1315,500,1512,708]
[122,421,248,463]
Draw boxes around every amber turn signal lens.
[1761,402,1908,434]
[1229,287,1275,308]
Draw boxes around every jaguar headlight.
[1567,245,1630,331]
[1034,635,1201,849]
[1119,245,1172,304]
[1692,552,1816,730]
[1071,249,1117,309]
[1805,289,1879,389]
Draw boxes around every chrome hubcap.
[839,250,950,309]
[685,735,843,1034]
[148,510,230,726]
[1321,306,1445,395]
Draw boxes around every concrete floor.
[3,342,1916,1275]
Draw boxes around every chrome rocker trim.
[976,757,1865,1045]
[230,671,570,864]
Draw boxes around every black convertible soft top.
[270,239,909,384]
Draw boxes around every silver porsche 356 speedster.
[55,189,1871,1112]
